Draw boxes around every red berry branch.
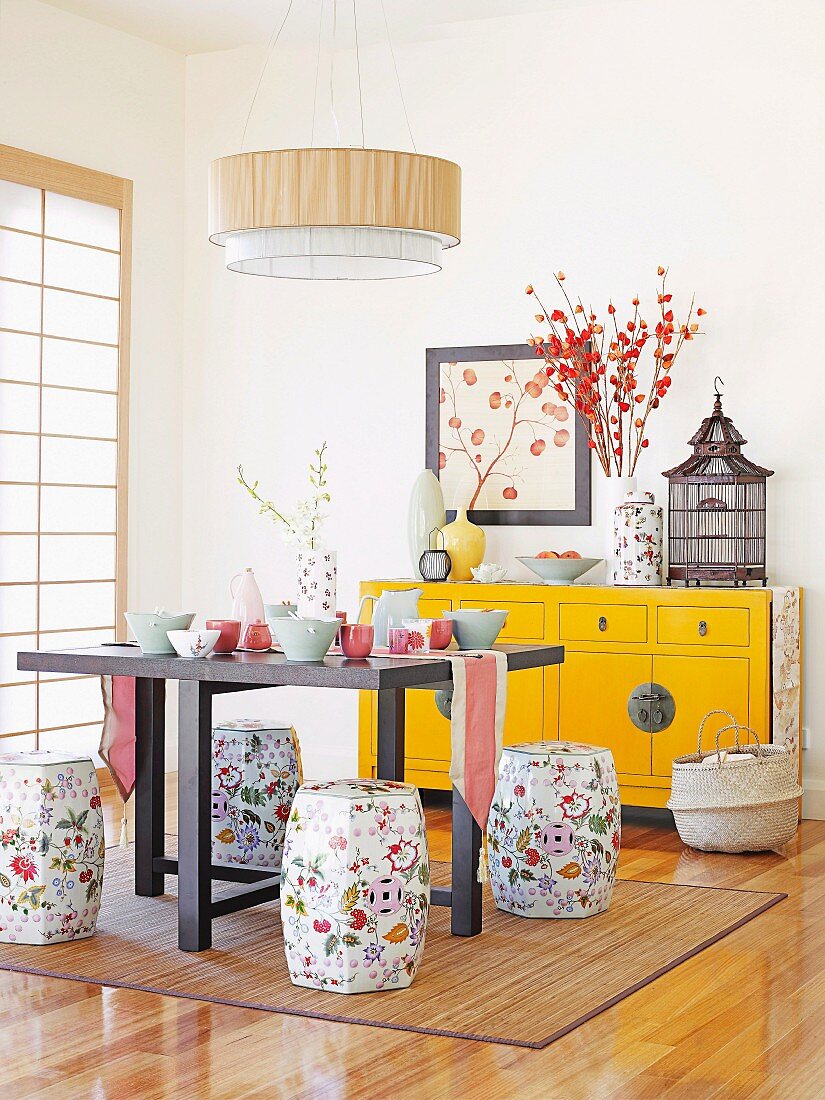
[525,268,705,476]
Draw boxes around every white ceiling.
[40,0,560,55]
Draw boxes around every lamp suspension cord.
[353,0,365,148]
[380,0,417,152]
[309,0,325,146]
[240,0,294,153]
[329,0,342,145]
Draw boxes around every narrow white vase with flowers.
[237,442,336,617]
[526,266,706,582]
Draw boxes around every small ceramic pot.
[388,627,411,654]
[242,621,272,651]
[340,623,374,658]
[429,619,453,650]
[206,619,241,653]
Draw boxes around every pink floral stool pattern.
[0,751,104,944]
[487,741,621,918]
[281,779,430,993]
[211,720,300,871]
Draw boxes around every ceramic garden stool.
[211,719,300,871]
[0,751,105,944]
[487,741,621,918]
[281,779,430,994]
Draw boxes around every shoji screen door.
[0,146,131,761]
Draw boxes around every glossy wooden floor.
[1,778,822,1099]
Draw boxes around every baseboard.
[803,780,825,820]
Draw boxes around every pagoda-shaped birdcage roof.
[662,386,774,481]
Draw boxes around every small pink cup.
[206,619,241,654]
[340,623,374,658]
[388,627,411,655]
[429,619,453,650]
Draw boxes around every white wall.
[181,0,825,806]
[0,0,185,617]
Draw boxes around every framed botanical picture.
[425,344,591,525]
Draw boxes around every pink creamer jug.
[230,568,265,644]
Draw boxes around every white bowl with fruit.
[517,550,602,585]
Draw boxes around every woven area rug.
[0,845,785,1048]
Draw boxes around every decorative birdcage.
[662,380,773,586]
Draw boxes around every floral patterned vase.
[0,751,104,944]
[613,489,663,586]
[281,779,430,993]
[487,741,620,918]
[211,720,300,871]
[296,549,337,618]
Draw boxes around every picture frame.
[425,343,591,526]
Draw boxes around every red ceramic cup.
[206,619,241,654]
[340,622,374,658]
[429,619,453,650]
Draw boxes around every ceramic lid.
[0,750,94,767]
[506,740,609,757]
[214,719,293,731]
[621,489,656,505]
[298,779,417,799]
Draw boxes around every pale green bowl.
[125,611,196,654]
[444,609,509,650]
[269,617,339,662]
[517,556,603,585]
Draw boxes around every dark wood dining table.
[17,642,564,952]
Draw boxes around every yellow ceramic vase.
[442,507,486,581]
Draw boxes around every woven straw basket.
[668,710,802,854]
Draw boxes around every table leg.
[376,687,405,782]
[451,785,482,936]
[177,679,213,951]
[134,677,166,897]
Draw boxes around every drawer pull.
[598,616,608,632]
[698,619,708,637]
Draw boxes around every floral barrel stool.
[211,720,300,871]
[487,741,621,918]
[281,779,430,993]
[0,751,105,944]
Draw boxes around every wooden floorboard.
[0,777,821,1098]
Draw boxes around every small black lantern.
[662,379,774,586]
[419,528,451,583]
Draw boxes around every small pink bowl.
[429,619,453,650]
[340,623,374,659]
[206,619,241,654]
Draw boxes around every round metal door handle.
[598,616,608,632]
[698,619,708,637]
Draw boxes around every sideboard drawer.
[657,606,750,647]
[459,599,545,640]
[559,603,647,644]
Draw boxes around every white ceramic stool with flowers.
[211,720,300,871]
[0,751,104,944]
[487,741,620,918]
[281,779,430,993]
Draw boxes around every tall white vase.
[602,476,637,583]
[407,470,446,580]
[296,549,337,617]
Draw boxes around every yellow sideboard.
[357,580,780,808]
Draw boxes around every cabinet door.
[652,655,750,776]
[373,666,544,766]
[558,652,653,775]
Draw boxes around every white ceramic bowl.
[167,629,221,659]
[517,556,603,585]
[471,563,508,583]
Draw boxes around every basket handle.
[710,721,765,767]
[428,527,445,551]
[697,710,739,754]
